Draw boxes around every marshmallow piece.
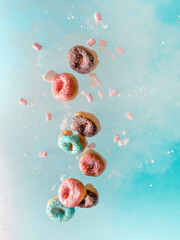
[113,134,120,143]
[94,12,102,22]
[98,39,107,47]
[116,46,124,55]
[87,38,96,47]
[42,70,57,82]
[109,89,118,97]
[39,152,48,157]
[46,112,52,121]
[126,112,134,120]
[119,139,129,146]
[87,143,96,150]
[19,98,27,106]
[88,73,102,88]
[32,42,42,51]
[98,90,105,99]
[86,93,94,102]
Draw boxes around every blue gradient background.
[0,0,180,239]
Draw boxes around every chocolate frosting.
[78,190,98,208]
[68,46,94,74]
[72,115,98,137]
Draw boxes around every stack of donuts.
[46,45,107,223]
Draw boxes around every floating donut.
[79,150,107,177]
[51,73,79,101]
[67,45,99,74]
[59,178,86,207]
[46,196,75,222]
[58,130,87,155]
[78,184,99,208]
[72,111,101,137]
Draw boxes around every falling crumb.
[81,90,86,95]
[151,159,154,163]
[149,184,152,187]
[60,118,69,130]
[98,47,103,51]
[76,156,79,160]
[106,150,110,153]
[171,150,174,153]
[60,175,66,182]
[118,94,122,97]
[98,91,106,99]
[111,54,115,58]
[23,153,28,157]
[102,24,108,29]
[122,130,127,136]
[51,185,57,191]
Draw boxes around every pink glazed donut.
[51,73,79,101]
[79,150,107,177]
[58,178,86,207]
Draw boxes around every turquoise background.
[0,0,180,239]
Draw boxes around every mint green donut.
[46,197,75,223]
[58,134,82,155]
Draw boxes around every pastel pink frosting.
[58,178,85,207]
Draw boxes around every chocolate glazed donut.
[72,115,98,137]
[67,46,97,74]
[78,184,99,208]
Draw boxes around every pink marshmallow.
[109,89,118,97]
[98,90,105,99]
[116,46,124,55]
[87,38,96,47]
[46,112,52,121]
[39,152,47,157]
[32,42,42,51]
[19,98,27,106]
[87,143,96,150]
[86,93,94,102]
[126,112,134,120]
[98,39,107,47]
[94,12,102,22]
[113,134,120,143]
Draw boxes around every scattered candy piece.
[87,38,96,47]
[98,90,105,99]
[32,42,42,51]
[116,46,124,55]
[19,98,27,106]
[87,142,96,150]
[46,112,52,121]
[113,134,120,143]
[119,138,129,146]
[88,73,102,88]
[39,152,48,157]
[51,185,57,191]
[109,89,118,97]
[98,39,107,47]
[98,47,103,51]
[126,112,134,120]
[42,70,57,82]
[122,130,127,136]
[86,93,94,102]
[94,12,102,22]
[60,118,69,130]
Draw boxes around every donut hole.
[55,80,64,93]
[77,54,83,66]
[53,208,64,216]
[69,143,73,151]
[62,187,70,199]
